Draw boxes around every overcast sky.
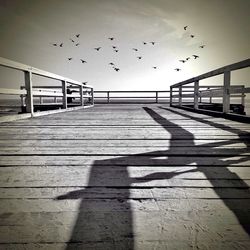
[0,0,249,90]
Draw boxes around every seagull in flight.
[152,66,157,69]
[68,58,73,61]
[70,38,75,43]
[190,35,195,38]
[59,43,63,47]
[114,49,119,53]
[52,43,57,46]
[179,60,186,63]
[80,59,87,63]
[184,26,188,30]
[186,57,190,61]
[75,43,80,46]
[199,45,205,48]
[133,48,138,51]
[193,55,199,59]
[175,68,181,71]
[137,56,142,59]
[109,63,115,66]
[94,47,101,51]
[112,46,117,49]
[109,37,114,41]
[143,42,147,45]
[76,34,80,38]
[114,67,120,72]
[151,42,155,45]
[82,81,88,85]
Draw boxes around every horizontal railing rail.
[0,57,94,117]
[170,58,250,118]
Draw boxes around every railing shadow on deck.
[55,106,250,249]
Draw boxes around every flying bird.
[94,47,101,51]
[109,63,115,66]
[179,60,186,63]
[112,46,117,49]
[199,45,205,48]
[70,38,75,43]
[82,81,88,85]
[153,66,157,69]
[143,42,147,45]
[59,43,63,47]
[151,42,155,45]
[76,34,80,38]
[114,49,119,53]
[137,56,142,59]
[68,58,73,61]
[133,48,138,51]
[109,37,114,40]
[75,43,80,46]
[192,55,199,59]
[52,43,57,46]
[114,67,120,72]
[186,57,190,61]
[80,59,87,63]
[184,26,188,30]
[190,35,195,38]
[175,68,181,71]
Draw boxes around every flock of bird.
[51,25,206,74]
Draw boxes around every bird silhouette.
[133,48,138,51]
[70,39,75,43]
[137,56,142,60]
[153,66,157,69]
[151,42,155,45]
[114,67,120,72]
[82,81,88,85]
[112,46,117,49]
[76,34,80,38]
[190,35,195,38]
[68,58,73,61]
[179,60,186,63]
[109,63,115,66]
[94,47,101,51]
[80,59,87,63]
[186,57,190,61]
[59,43,63,47]
[114,50,119,53]
[175,68,181,71]
[52,43,57,46]
[109,37,114,41]
[199,45,205,48]
[184,26,188,30]
[193,55,199,59]
[75,43,80,46]
[143,42,147,45]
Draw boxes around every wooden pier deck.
[0,104,250,250]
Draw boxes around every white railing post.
[194,81,199,110]
[223,71,231,113]
[62,80,67,109]
[178,86,182,106]
[24,71,34,116]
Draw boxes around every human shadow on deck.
[55,106,250,249]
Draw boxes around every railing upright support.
[62,80,67,109]
[170,87,173,106]
[24,71,34,116]
[80,85,84,106]
[194,81,199,110]
[107,91,110,103]
[178,87,182,106]
[241,86,245,107]
[223,71,231,113]
[155,91,158,103]
[91,88,94,105]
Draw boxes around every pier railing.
[170,59,250,119]
[0,57,94,118]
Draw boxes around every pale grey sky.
[0,0,249,90]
